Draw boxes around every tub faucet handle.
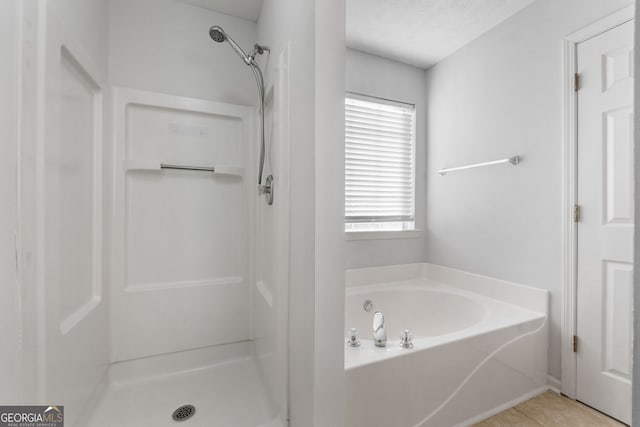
[373,312,387,347]
[400,329,413,349]
[347,328,361,347]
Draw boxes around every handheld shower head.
[208,24,271,197]
[209,26,226,43]
[209,25,251,64]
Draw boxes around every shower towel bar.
[123,160,244,177]
[437,156,520,175]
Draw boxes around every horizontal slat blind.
[345,95,415,224]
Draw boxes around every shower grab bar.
[161,163,215,172]
[123,160,243,177]
[437,156,520,175]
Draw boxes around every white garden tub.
[345,263,549,427]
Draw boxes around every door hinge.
[574,204,581,222]
[573,335,578,353]
[574,73,580,92]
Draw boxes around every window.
[345,93,416,232]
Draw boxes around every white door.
[576,19,634,424]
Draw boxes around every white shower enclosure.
[8,0,293,425]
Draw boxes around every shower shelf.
[124,160,244,177]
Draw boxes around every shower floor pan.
[88,342,277,427]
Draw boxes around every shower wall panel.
[111,88,253,362]
[26,0,111,423]
[0,0,20,405]
[250,47,291,423]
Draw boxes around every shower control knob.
[347,328,361,347]
[400,329,413,349]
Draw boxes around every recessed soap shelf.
[123,160,244,177]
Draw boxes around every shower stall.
[3,0,345,425]
[1,0,311,425]
[96,5,292,426]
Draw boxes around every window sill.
[345,229,425,241]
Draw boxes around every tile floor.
[475,391,626,427]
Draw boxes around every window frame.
[344,92,417,233]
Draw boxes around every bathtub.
[345,263,548,427]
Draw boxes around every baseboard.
[547,375,561,394]
[456,386,549,426]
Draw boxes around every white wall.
[0,0,20,404]
[424,0,633,381]
[632,7,640,426]
[109,0,257,106]
[345,49,427,269]
[313,0,346,426]
[258,0,346,425]
[257,2,316,424]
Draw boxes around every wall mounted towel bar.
[123,160,244,177]
[438,156,520,175]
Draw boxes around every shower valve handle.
[259,175,274,205]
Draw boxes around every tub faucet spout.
[373,312,387,347]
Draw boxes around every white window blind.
[345,94,416,231]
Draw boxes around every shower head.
[209,26,226,43]
[209,25,251,64]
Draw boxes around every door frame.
[561,5,635,398]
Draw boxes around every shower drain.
[172,404,196,422]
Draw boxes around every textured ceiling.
[177,0,264,21]
[347,0,536,68]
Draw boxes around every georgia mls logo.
[0,405,64,427]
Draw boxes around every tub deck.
[344,263,549,427]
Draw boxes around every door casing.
[561,5,636,398]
